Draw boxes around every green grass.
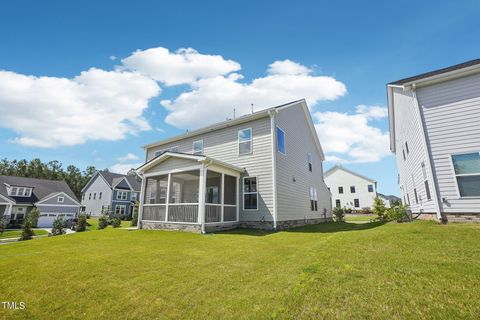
[1,221,480,319]
[0,229,48,239]
[345,214,376,222]
[87,218,131,230]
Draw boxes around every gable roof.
[81,170,141,193]
[377,193,401,202]
[0,175,79,204]
[35,191,81,206]
[324,165,376,183]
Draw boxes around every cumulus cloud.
[110,162,142,175]
[315,106,390,163]
[116,153,140,162]
[120,47,241,86]
[267,59,312,76]
[0,68,160,148]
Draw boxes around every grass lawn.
[0,229,48,239]
[1,221,480,319]
[86,218,132,230]
[345,214,376,222]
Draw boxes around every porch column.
[137,176,147,229]
[221,173,225,222]
[198,166,206,232]
[236,177,240,222]
[165,173,171,222]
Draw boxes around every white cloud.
[109,55,117,61]
[161,63,346,129]
[119,47,241,86]
[117,153,140,162]
[110,162,142,175]
[314,106,390,163]
[267,59,312,76]
[0,68,160,148]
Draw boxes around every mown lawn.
[86,218,131,230]
[0,229,48,239]
[1,221,480,319]
[345,214,376,222]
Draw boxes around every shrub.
[29,208,40,228]
[361,207,371,214]
[111,218,121,228]
[98,214,109,230]
[76,214,87,232]
[20,215,35,241]
[385,204,410,222]
[0,214,8,236]
[131,202,139,227]
[344,208,352,214]
[333,207,345,222]
[372,197,387,220]
[50,216,64,236]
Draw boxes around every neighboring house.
[81,170,141,217]
[0,175,81,228]
[324,165,377,210]
[377,193,401,209]
[136,99,332,233]
[387,59,480,222]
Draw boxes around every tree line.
[0,158,97,200]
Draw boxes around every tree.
[20,215,35,241]
[131,202,139,227]
[332,207,345,222]
[98,214,109,230]
[76,214,87,232]
[372,197,387,220]
[51,216,64,236]
[0,212,9,236]
[29,208,40,228]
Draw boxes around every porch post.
[236,177,240,222]
[165,173,171,222]
[137,176,147,229]
[198,166,206,233]
[221,173,225,222]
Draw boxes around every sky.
[0,0,479,196]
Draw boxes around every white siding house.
[387,59,480,221]
[136,100,332,233]
[324,166,377,211]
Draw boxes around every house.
[377,193,401,209]
[81,170,141,217]
[0,175,81,228]
[135,99,332,233]
[387,59,480,222]
[324,165,377,211]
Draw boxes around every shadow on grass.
[218,221,387,237]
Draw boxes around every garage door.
[37,213,58,228]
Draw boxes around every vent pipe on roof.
[233,108,236,119]
[251,103,254,114]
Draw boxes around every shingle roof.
[389,58,480,85]
[0,175,79,204]
[377,193,401,202]
[98,171,141,191]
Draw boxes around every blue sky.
[1,0,479,196]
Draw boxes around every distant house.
[0,175,81,228]
[135,99,332,233]
[81,170,141,217]
[324,165,377,210]
[387,59,480,221]
[377,193,401,208]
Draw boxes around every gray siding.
[146,117,274,222]
[148,157,199,173]
[115,179,130,189]
[36,205,79,214]
[275,103,332,221]
[81,174,112,216]
[417,73,480,213]
[392,88,437,213]
[39,193,78,206]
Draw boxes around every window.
[89,193,91,200]
[354,199,360,208]
[115,205,126,215]
[421,162,427,180]
[170,146,179,152]
[338,186,343,194]
[238,128,252,155]
[154,146,180,157]
[407,193,410,205]
[82,194,85,201]
[335,199,341,208]
[414,188,418,204]
[93,193,96,200]
[243,177,258,210]
[368,184,374,192]
[403,149,406,160]
[309,187,318,211]
[350,186,356,193]
[307,153,313,172]
[99,192,102,200]
[405,141,409,154]
[57,196,64,203]
[425,181,431,201]
[131,193,137,201]
[7,186,32,197]
[276,127,286,155]
[451,152,480,197]
[193,140,204,154]
[117,191,128,200]
[145,175,168,204]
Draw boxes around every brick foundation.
[414,213,480,223]
[141,221,202,233]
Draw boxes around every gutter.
[268,109,278,230]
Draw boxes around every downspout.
[268,109,278,230]
[410,85,444,222]
[199,159,213,234]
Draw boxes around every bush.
[20,215,35,241]
[360,207,371,214]
[344,208,352,214]
[29,208,40,228]
[76,214,87,232]
[372,197,387,220]
[131,202,139,227]
[50,216,65,236]
[385,204,410,222]
[333,207,345,222]
[111,218,121,228]
[98,214,109,230]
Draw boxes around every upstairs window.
[350,186,356,193]
[117,191,128,200]
[89,193,91,200]
[8,187,32,197]
[154,146,180,157]
[99,192,102,200]
[403,149,406,161]
[57,196,64,203]
[93,193,96,200]
[421,162,427,180]
[243,177,258,210]
[131,193,137,201]
[309,186,318,211]
[338,186,344,194]
[307,153,313,172]
[193,140,204,154]
[368,184,374,192]
[238,128,252,155]
[276,127,286,155]
[405,141,409,154]
[170,146,179,152]
[451,152,480,197]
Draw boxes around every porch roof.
[135,152,245,175]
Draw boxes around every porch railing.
[142,205,166,221]
[168,204,198,223]
[142,204,236,224]
[205,204,221,222]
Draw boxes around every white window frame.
[117,191,128,200]
[238,128,253,155]
[276,126,286,155]
[450,151,480,198]
[57,196,64,203]
[368,184,374,193]
[309,186,318,211]
[115,205,126,215]
[8,186,32,197]
[243,176,258,211]
[307,153,313,172]
[131,192,137,201]
[170,146,180,152]
[193,140,204,155]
